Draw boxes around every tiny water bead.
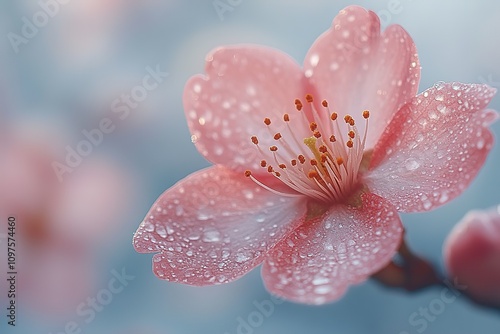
[245,94,370,204]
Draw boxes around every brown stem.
[372,237,442,291]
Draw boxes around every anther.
[274,133,282,140]
[283,113,290,122]
[322,100,328,107]
[291,159,297,166]
[309,122,318,131]
[267,166,274,173]
[344,115,352,124]
[310,159,318,166]
[329,135,336,142]
[308,170,319,178]
[260,160,267,167]
[294,99,303,111]
[319,145,328,153]
[251,136,259,145]
[270,146,278,152]
[363,110,370,119]
[275,172,281,177]
[346,140,354,148]
[336,157,344,165]
[298,155,306,164]
[244,170,252,177]
[264,118,271,126]
[331,112,338,121]
[313,131,322,138]
[305,94,313,103]
[279,164,286,169]
[348,130,355,139]
[321,154,328,163]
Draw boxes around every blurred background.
[0,0,499,333]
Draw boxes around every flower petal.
[366,82,498,212]
[184,46,311,173]
[443,206,500,306]
[304,5,420,148]
[261,193,403,305]
[133,165,308,285]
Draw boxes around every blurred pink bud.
[443,206,500,306]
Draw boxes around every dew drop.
[144,222,155,232]
[405,158,420,171]
[202,228,221,242]
[235,252,252,263]
[156,225,167,238]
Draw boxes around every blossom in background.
[0,125,134,314]
[133,5,498,304]
[444,206,500,307]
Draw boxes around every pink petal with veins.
[443,206,500,306]
[304,5,420,148]
[261,193,403,305]
[133,166,307,285]
[366,83,497,212]
[184,46,311,173]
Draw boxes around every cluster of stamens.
[245,94,370,203]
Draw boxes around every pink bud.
[443,206,500,306]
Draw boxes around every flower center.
[245,94,370,204]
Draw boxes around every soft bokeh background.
[1,0,499,333]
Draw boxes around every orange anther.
[251,136,259,145]
[329,135,336,142]
[313,131,322,138]
[346,140,353,148]
[319,145,328,153]
[310,122,318,131]
[244,170,252,177]
[291,159,297,166]
[279,164,286,169]
[363,110,370,119]
[305,94,314,103]
[264,118,271,125]
[267,166,274,173]
[331,112,338,121]
[270,146,278,152]
[322,100,328,107]
[260,160,267,167]
[283,113,290,122]
[336,157,344,165]
[308,170,319,178]
[274,133,282,140]
[348,130,355,139]
[298,155,306,164]
[275,172,281,177]
[310,159,318,166]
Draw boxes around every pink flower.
[133,6,498,304]
[0,126,134,314]
[443,206,500,307]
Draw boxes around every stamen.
[246,99,370,203]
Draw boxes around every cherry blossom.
[444,206,500,307]
[133,5,498,304]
